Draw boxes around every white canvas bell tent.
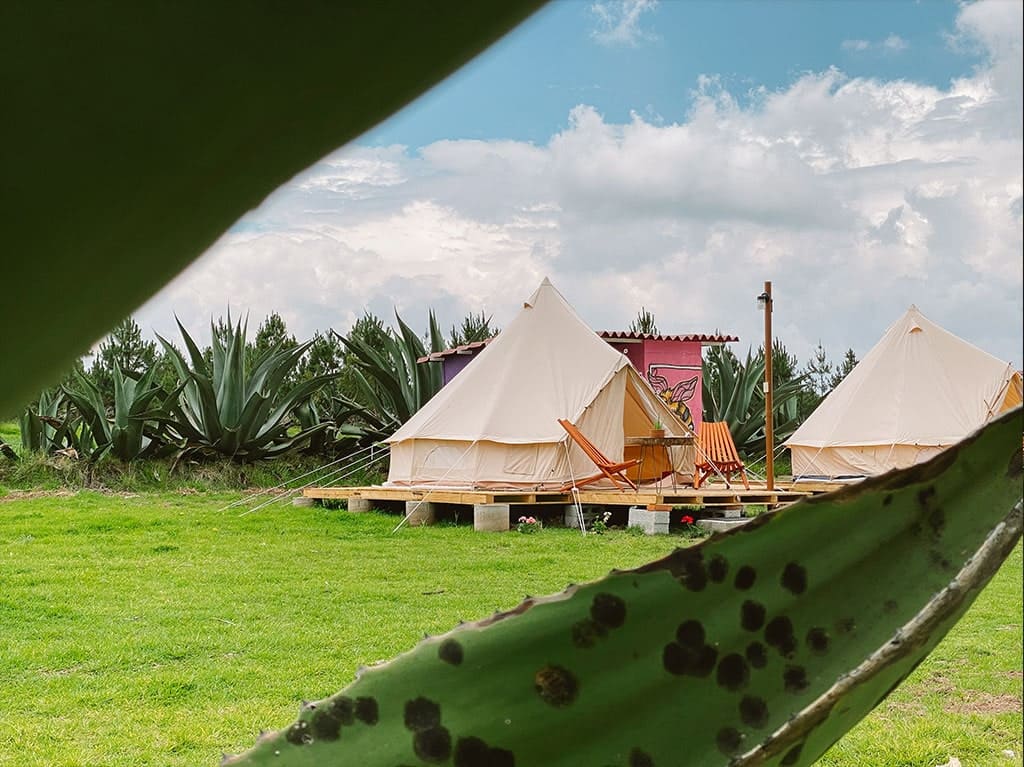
[386,279,694,489]
[785,305,1022,479]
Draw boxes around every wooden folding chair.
[558,418,639,491]
[693,421,749,489]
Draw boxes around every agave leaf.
[251,341,315,406]
[62,374,112,448]
[251,375,338,447]
[246,342,303,401]
[340,335,412,423]
[175,318,211,376]
[256,422,335,459]
[223,407,1023,767]
[1,3,542,415]
[214,320,239,427]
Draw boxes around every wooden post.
[763,281,774,491]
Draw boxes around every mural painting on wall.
[647,365,701,432]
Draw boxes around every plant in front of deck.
[221,409,1023,767]
[516,515,542,534]
[157,318,333,461]
[591,510,613,534]
[679,513,705,538]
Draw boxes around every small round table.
[625,435,695,493]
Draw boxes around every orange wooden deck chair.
[693,421,749,489]
[558,418,639,491]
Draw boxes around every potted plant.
[650,419,665,439]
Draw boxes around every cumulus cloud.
[136,0,1023,368]
[590,0,658,46]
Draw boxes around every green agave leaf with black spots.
[223,407,1023,767]
[0,2,543,416]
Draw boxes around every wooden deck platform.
[303,482,821,509]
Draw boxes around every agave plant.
[703,346,805,456]
[18,388,77,454]
[157,317,333,461]
[62,365,179,462]
[335,311,445,439]
[290,397,369,456]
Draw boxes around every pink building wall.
[437,333,733,434]
[603,339,704,433]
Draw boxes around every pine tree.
[247,312,297,368]
[798,341,834,415]
[88,317,158,403]
[301,330,347,405]
[448,311,498,348]
[829,348,859,389]
[762,338,800,388]
[629,307,659,335]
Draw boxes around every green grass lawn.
[0,420,18,451]
[0,492,1020,767]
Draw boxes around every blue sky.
[368,1,984,148]
[143,0,1022,370]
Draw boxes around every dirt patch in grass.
[944,691,1022,715]
[886,700,928,716]
[919,673,958,695]
[0,488,78,503]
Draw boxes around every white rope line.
[279,452,387,504]
[245,450,386,515]
[561,439,587,536]
[217,441,380,512]
[744,443,786,483]
[391,440,480,534]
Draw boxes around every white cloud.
[136,0,1023,369]
[882,34,908,52]
[841,34,909,53]
[841,39,871,52]
[590,0,658,46]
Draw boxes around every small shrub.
[679,513,707,539]
[590,510,613,535]
[626,524,646,537]
[516,515,542,534]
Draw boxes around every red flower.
[681,515,695,525]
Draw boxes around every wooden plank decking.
[303,483,819,508]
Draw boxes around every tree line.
[3,306,854,464]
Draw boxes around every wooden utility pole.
[762,281,774,491]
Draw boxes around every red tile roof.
[599,331,739,343]
[417,339,492,364]
[418,330,738,363]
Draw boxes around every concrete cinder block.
[474,503,511,532]
[628,506,670,535]
[404,501,437,527]
[348,497,373,512]
[291,496,315,507]
[564,505,596,529]
[697,517,753,534]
